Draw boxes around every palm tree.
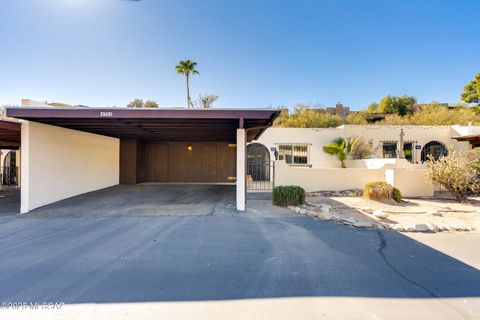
[175,60,199,110]
[323,137,359,168]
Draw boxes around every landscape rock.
[320,205,332,213]
[306,210,318,218]
[308,189,363,197]
[373,210,389,219]
[338,217,357,225]
[317,211,333,221]
[414,223,429,232]
[361,208,373,215]
[352,220,373,228]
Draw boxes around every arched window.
[421,141,448,162]
[247,143,270,181]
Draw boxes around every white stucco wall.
[21,121,119,213]
[385,168,434,197]
[274,160,385,192]
[254,125,474,168]
[275,159,434,197]
[254,127,343,168]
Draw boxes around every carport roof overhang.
[0,120,21,149]
[7,107,280,142]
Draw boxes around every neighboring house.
[302,102,351,120]
[247,125,478,196]
[325,102,350,119]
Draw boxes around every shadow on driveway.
[0,188,19,216]
[0,190,479,304]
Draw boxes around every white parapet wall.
[21,121,120,213]
[275,160,385,192]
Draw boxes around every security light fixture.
[187,143,193,152]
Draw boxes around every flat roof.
[0,120,21,149]
[6,107,280,142]
[452,134,480,142]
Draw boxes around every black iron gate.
[246,161,274,191]
[247,143,274,191]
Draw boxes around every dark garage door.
[121,141,236,184]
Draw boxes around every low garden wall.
[385,168,434,197]
[275,161,385,192]
[274,160,434,197]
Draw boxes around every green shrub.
[273,186,306,207]
[363,181,393,201]
[392,187,402,203]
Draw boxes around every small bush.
[392,187,402,203]
[273,186,306,207]
[363,181,393,201]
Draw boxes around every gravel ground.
[305,195,480,232]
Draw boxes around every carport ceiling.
[0,120,21,149]
[7,108,280,142]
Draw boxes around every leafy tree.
[175,60,199,109]
[461,72,480,104]
[144,100,159,108]
[196,94,219,109]
[345,111,368,124]
[367,102,379,112]
[425,150,480,202]
[274,105,343,128]
[378,103,480,125]
[371,95,417,116]
[323,137,359,168]
[127,99,144,108]
[272,108,290,126]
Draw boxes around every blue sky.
[0,0,479,110]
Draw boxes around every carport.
[0,120,21,190]
[0,120,21,150]
[7,107,279,213]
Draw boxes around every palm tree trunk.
[186,74,191,110]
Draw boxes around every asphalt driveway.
[29,184,237,217]
[0,190,479,319]
[0,189,19,216]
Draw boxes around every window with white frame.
[277,143,309,165]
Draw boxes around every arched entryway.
[247,143,270,181]
[2,151,17,186]
[421,141,448,162]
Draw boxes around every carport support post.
[20,121,30,214]
[236,128,246,211]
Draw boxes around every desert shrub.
[392,187,402,203]
[363,181,393,201]
[425,150,480,202]
[273,186,306,207]
[351,138,378,159]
